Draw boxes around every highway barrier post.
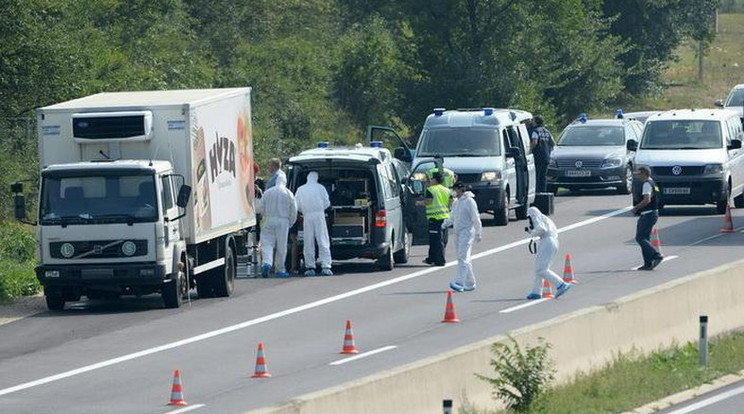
[443,399,453,414]
[699,315,709,367]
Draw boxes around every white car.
[715,84,744,124]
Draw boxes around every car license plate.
[664,187,690,195]
[565,170,591,177]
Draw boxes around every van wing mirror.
[728,140,742,150]
[505,147,521,158]
[714,99,724,108]
[176,185,192,208]
[626,140,638,151]
[394,146,412,162]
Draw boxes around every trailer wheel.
[45,287,65,311]
[162,269,186,309]
[214,245,235,297]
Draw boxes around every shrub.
[476,337,555,413]
[0,259,39,301]
[0,221,39,300]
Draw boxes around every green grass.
[463,330,744,414]
[0,221,40,301]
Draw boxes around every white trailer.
[13,88,257,309]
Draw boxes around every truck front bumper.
[36,262,167,287]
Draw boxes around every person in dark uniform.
[631,166,663,270]
[530,115,555,193]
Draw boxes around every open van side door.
[367,126,414,164]
[404,158,445,245]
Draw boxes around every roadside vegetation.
[465,330,744,414]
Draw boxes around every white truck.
[11,88,257,310]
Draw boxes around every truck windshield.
[40,173,158,225]
[558,126,625,146]
[417,128,500,157]
[640,120,722,150]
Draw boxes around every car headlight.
[548,158,557,168]
[703,164,724,175]
[480,171,501,182]
[60,243,75,258]
[601,158,622,169]
[121,241,137,256]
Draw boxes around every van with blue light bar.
[409,107,536,226]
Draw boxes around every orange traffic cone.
[651,227,662,252]
[252,342,272,378]
[340,320,359,354]
[167,369,187,406]
[541,279,554,299]
[442,291,460,323]
[562,254,578,284]
[721,204,735,233]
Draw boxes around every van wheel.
[377,246,394,271]
[162,270,186,309]
[493,193,509,226]
[214,246,236,297]
[734,192,744,208]
[515,203,528,220]
[45,287,65,311]
[393,232,411,264]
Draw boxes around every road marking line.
[665,383,744,414]
[330,346,397,366]
[631,255,679,270]
[165,404,206,414]
[500,299,549,313]
[0,206,632,397]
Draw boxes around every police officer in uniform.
[631,166,663,270]
[422,172,451,266]
[530,115,555,193]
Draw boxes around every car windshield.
[640,120,722,150]
[725,88,744,107]
[40,173,158,225]
[557,125,625,146]
[417,127,500,156]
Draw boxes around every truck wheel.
[377,245,394,271]
[45,287,65,311]
[214,246,235,297]
[162,270,186,309]
[515,203,528,220]
[196,273,215,298]
[493,193,509,226]
[393,232,411,264]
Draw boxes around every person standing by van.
[442,182,482,291]
[421,172,451,266]
[257,175,297,278]
[530,115,555,192]
[295,171,333,276]
[631,166,663,270]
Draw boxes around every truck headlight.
[703,164,723,175]
[121,241,137,256]
[601,158,622,169]
[60,243,75,258]
[480,171,501,182]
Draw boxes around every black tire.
[616,166,632,194]
[45,287,65,311]
[214,246,236,297]
[393,231,411,264]
[493,192,509,226]
[196,273,215,298]
[515,203,528,220]
[716,186,730,214]
[734,192,744,208]
[377,244,394,271]
[547,185,559,195]
[162,269,186,309]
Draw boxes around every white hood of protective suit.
[295,171,331,215]
[443,191,482,236]
[259,174,297,225]
[527,206,557,239]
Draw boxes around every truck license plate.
[565,170,591,177]
[81,269,114,279]
[663,187,690,195]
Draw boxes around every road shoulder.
[0,294,45,326]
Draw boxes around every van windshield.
[640,120,722,150]
[725,88,744,107]
[417,128,500,157]
[558,125,625,146]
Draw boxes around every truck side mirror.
[176,185,192,208]
[394,147,412,162]
[714,99,724,108]
[14,194,27,221]
[10,182,23,193]
[728,140,742,150]
[626,140,638,151]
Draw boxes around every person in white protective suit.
[256,175,297,278]
[294,171,333,276]
[441,182,482,292]
[525,206,572,299]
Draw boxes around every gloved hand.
[475,234,482,243]
[524,226,530,233]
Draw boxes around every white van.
[410,108,536,226]
[629,109,744,213]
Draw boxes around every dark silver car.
[547,118,644,194]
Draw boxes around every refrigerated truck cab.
[411,108,536,226]
[12,88,257,310]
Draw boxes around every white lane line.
[665,383,744,414]
[165,404,206,414]
[330,346,397,366]
[500,299,549,314]
[0,206,632,398]
[630,255,679,270]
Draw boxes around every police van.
[286,142,411,270]
[629,109,744,213]
[409,108,536,226]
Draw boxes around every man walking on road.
[530,115,555,193]
[442,182,482,292]
[257,175,297,278]
[631,166,663,270]
[420,172,451,266]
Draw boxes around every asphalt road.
[1,189,743,414]
[656,380,744,414]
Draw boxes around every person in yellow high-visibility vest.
[427,166,455,188]
[422,172,451,266]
